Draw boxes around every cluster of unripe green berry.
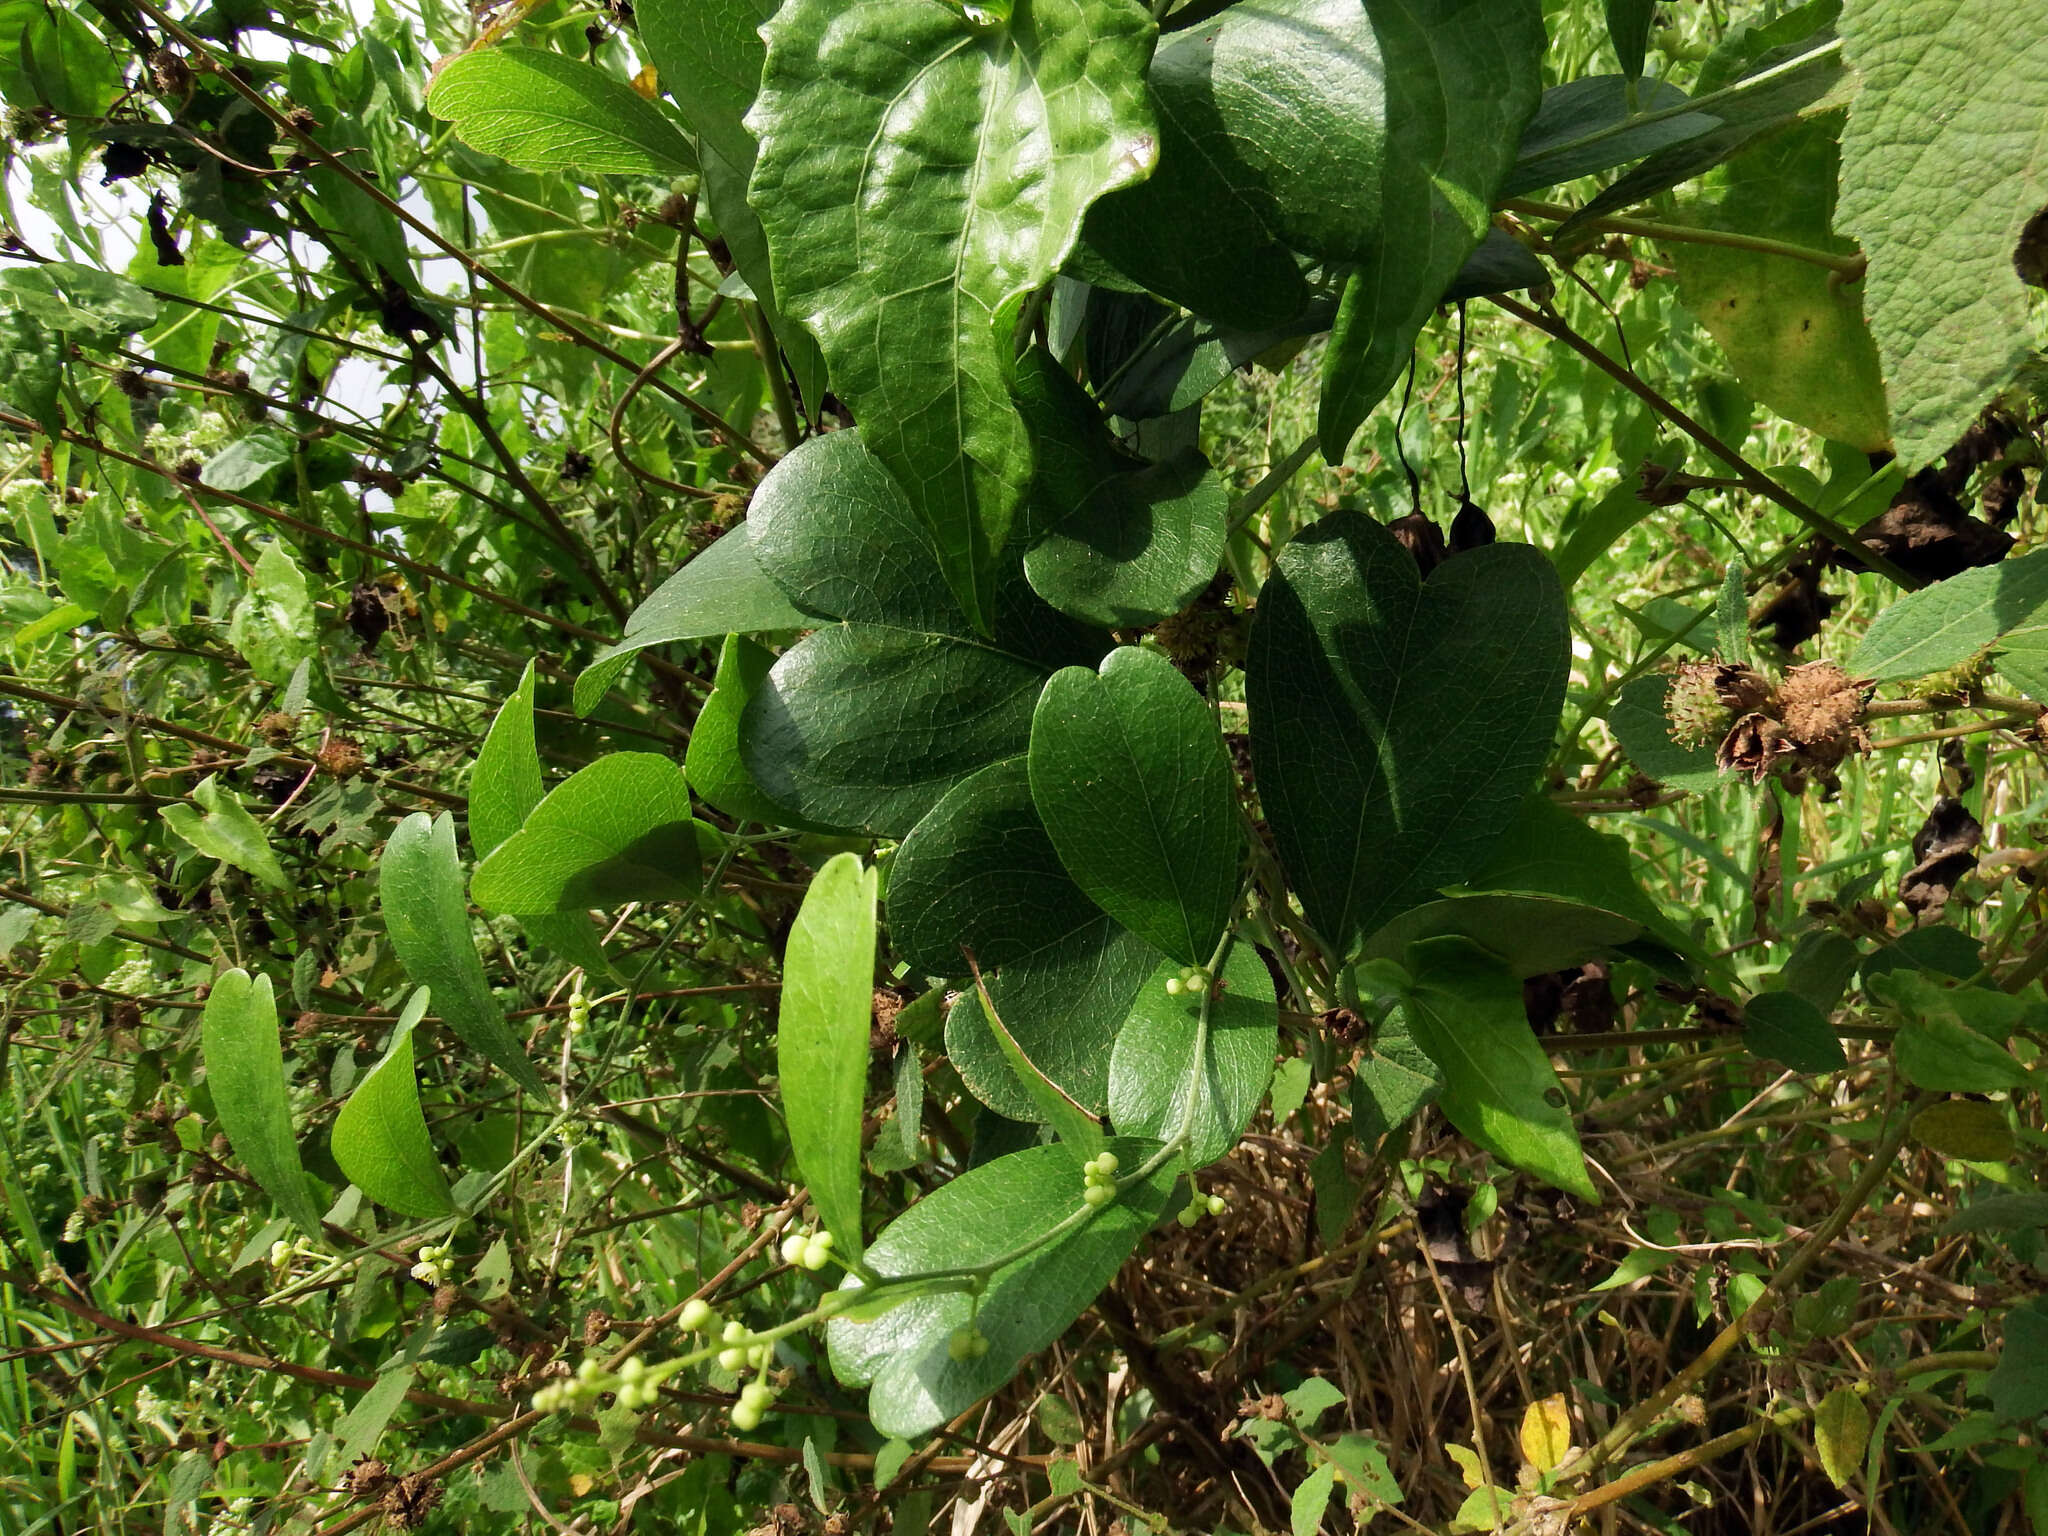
[409,1241,455,1286]
[1177,1189,1228,1228]
[1081,1150,1120,1207]
[946,1322,990,1361]
[267,1236,324,1276]
[1163,965,1212,997]
[777,1227,837,1271]
[566,990,591,1036]
[531,1354,683,1415]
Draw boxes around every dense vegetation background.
[2,0,2046,1531]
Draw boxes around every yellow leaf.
[1518,1393,1573,1473]
[1445,1443,1486,1490]
[569,1473,595,1496]
[631,64,659,99]
[1814,1386,1871,1489]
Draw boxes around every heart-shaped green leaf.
[686,635,823,830]
[748,0,1159,630]
[382,813,546,1096]
[471,755,701,914]
[1245,512,1568,959]
[1107,945,1276,1168]
[332,989,456,1220]
[162,774,289,889]
[1015,350,1228,628]
[826,1141,1174,1438]
[202,969,324,1236]
[1030,646,1240,964]
[631,0,770,174]
[779,853,878,1260]
[739,432,1101,836]
[427,48,698,178]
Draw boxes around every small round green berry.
[615,1382,645,1411]
[722,1320,747,1342]
[717,1347,747,1372]
[1177,1205,1201,1228]
[1206,1193,1226,1217]
[740,1380,776,1412]
[679,1298,714,1332]
[947,1326,978,1362]
[618,1357,646,1384]
[780,1232,810,1266]
[1165,976,1184,996]
[801,1236,833,1271]
[749,1343,773,1370]
[731,1401,763,1432]
[1083,1183,1114,1208]
[576,1358,605,1385]
[1094,1151,1118,1175]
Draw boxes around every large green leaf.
[739,433,1100,837]
[1082,0,1379,328]
[1317,0,1547,459]
[1462,794,1697,958]
[748,0,1159,631]
[825,1141,1174,1438]
[381,813,545,1096]
[1015,349,1228,627]
[201,970,324,1236]
[1244,513,1568,958]
[574,525,808,716]
[779,853,877,1260]
[161,775,289,889]
[332,990,456,1220]
[427,48,698,178]
[887,760,1105,979]
[1029,646,1240,964]
[227,542,318,687]
[1851,549,2048,683]
[1361,893,1644,979]
[945,913,1161,1124]
[1668,118,1890,453]
[1501,76,1712,199]
[1107,946,1276,1168]
[1836,0,2048,466]
[470,755,701,913]
[632,0,770,173]
[1400,938,1596,1201]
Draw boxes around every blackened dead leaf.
[1416,1178,1493,1308]
[1901,796,1982,924]
[144,193,183,267]
[1752,555,1838,651]
[1843,469,2012,582]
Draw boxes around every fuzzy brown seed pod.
[315,738,366,780]
[344,1457,391,1496]
[1776,661,1874,764]
[582,1309,616,1347]
[380,1474,441,1530]
[1665,661,1772,748]
[257,711,298,746]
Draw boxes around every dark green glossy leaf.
[1317,0,1546,458]
[575,526,808,716]
[332,990,456,1220]
[739,432,1100,836]
[470,755,700,913]
[1605,0,1656,77]
[1743,990,1847,1073]
[946,915,1161,1123]
[202,969,324,1236]
[749,0,1160,630]
[1462,794,1697,958]
[1015,351,1228,627]
[1245,512,1568,958]
[779,852,878,1259]
[1084,0,1376,327]
[888,760,1101,978]
[1029,646,1239,963]
[1107,945,1276,1168]
[427,48,697,177]
[1401,937,1596,1201]
[825,1141,1174,1438]
[381,813,545,1095]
